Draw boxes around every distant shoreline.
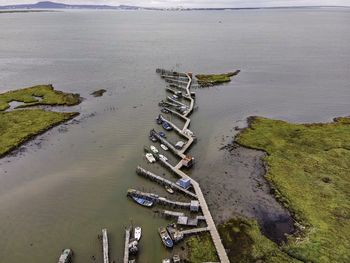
[0,10,56,13]
[0,4,349,12]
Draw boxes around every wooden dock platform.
[127,189,196,210]
[136,166,197,198]
[102,229,109,263]
[156,70,230,263]
[123,228,130,263]
[180,227,210,236]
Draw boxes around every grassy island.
[195,70,240,87]
[0,85,80,157]
[234,116,350,262]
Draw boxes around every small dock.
[136,166,197,198]
[102,229,109,263]
[127,189,196,210]
[180,227,210,236]
[123,228,130,263]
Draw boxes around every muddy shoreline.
[196,119,295,244]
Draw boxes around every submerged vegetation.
[185,232,218,263]
[0,85,80,157]
[219,218,300,263]
[235,116,350,262]
[195,70,240,87]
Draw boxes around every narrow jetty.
[136,166,197,198]
[102,229,109,263]
[124,228,130,263]
[129,69,230,262]
[156,69,230,263]
[127,189,195,210]
[180,227,210,236]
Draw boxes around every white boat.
[165,185,174,194]
[145,153,156,163]
[134,226,142,241]
[159,154,168,162]
[58,249,72,263]
[162,259,171,263]
[150,145,159,154]
[160,144,168,151]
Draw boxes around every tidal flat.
[233,116,350,262]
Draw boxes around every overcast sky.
[1,0,349,8]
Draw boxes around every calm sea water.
[0,8,349,263]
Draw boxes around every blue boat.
[132,196,154,207]
[162,122,173,131]
[156,115,163,125]
[159,131,166,138]
[158,227,174,248]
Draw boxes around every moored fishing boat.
[160,144,168,151]
[134,226,142,241]
[132,196,153,207]
[58,249,72,263]
[150,145,159,154]
[159,131,166,138]
[158,227,174,248]
[159,154,168,162]
[162,121,173,131]
[145,153,156,163]
[165,185,174,194]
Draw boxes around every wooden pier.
[180,227,210,236]
[123,228,130,263]
[128,69,230,262]
[136,166,197,198]
[127,189,196,210]
[157,70,230,263]
[102,229,109,263]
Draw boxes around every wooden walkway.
[127,189,195,210]
[136,166,197,198]
[180,227,210,236]
[123,228,130,263]
[102,229,109,263]
[156,70,230,263]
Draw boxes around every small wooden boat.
[165,185,174,194]
[134,226,142,241]
[128,240,138,254]
[149,135,158,142]
[58,249,73,263]
[158,227,174,248]
[160,144,168,151]
[159,154,168,162]
[150,145,159,154]
[159,131,166,138]
[145,153,156,163]
[162,121,173,131]
[132,196,153,207]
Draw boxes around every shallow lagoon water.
[0,8,349,262]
